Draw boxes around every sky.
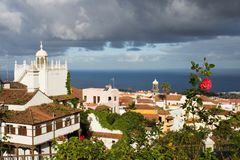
[0,0,240,70]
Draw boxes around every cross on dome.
[40,41,43,50]
[36,41,48,57]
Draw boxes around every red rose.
[80,135,85,140]
[199,78,212,91]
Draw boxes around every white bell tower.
[152,78,159,94]
[36,41,48,68]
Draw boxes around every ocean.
[70,69,240,92]
[1,69,240,92]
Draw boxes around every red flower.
[199,78,212,91]
[79,135,85,140]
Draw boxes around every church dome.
[36,41,48,57]
[152,79,158,85]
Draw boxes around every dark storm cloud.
[127,48,141,51]
[0,0,240,56]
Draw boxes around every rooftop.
[4,103,81,125]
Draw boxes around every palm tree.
[161,82,171,109]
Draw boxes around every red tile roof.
[90,131,123,139]
[143,114,159,120]
[4,103,81,125]
[155,94,182,101]
[135,105,158,110]
[0,89,37,105]
[72,87,83,101]
[50,95,76,101]
[158,110,170,115]
[199,95,218,104]
[119,96,134,106]
[137,99,153,104]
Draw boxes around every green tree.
[160,82,171,109]
[65,71,71,95]
[54,137,106,160]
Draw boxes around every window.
[84,96,87,101]
[97,96,100,103]
[18,126,27,136]
[35,125,42,136]
[56,120,63,129]
[93,96,96,104]
[74,115,79,124]
[47,123,52,132]
[114,96,117,101]
[159,117,162,122]
[4,125,15,134]
[65,118,72,127]
[108,97,112,101]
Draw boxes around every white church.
[14,42,68,96]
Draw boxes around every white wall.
[1,123,33,145]
[25,90,53,108]
[46,69,67,96]
[83,88,119,113]
[6,90,53,111]
[88,113,122,149]
[88,113,122,134]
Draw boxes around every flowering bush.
[80,135,85,140]
[199,78,212,91]
[182,57,217,128]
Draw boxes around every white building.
[14,42,68,96]
[82,85,120,113]
[88,113,123,149]
[0,82,53,111]
[1,104,81,159]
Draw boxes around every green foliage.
[95,105,110,112]
[126,102,135,111]
[54,137,106,160]
[71,98,79,108]
[80,111,90,137]
[161,125,209,159]
[106,140,135,160]
[106,113,119,125]
[212,112,240,159]
[65,71,71,95]
[160,82,171,94]
[199,148,218,160]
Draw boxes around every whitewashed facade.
[1,113,81,159]
[88,113,122,149]
[83,85,120,113]
[6,90,53,111]
[14,42,68,96]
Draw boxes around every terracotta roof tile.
[119,96,134,105]
[135,105,158,110]
[158,110,170,115]
[50,95,75,101]
[137,99,153,104]
[4,103,81,125]
[199,95,218,104]
[143,114,159,120]
[0,89,37,105]
[155,94,182,101]
[90,131,123,139]
[72,87,83,101]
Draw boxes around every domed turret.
[152,79,158,85]
[36,41,48,68]
[152,78,159,94]
[36,41,48,57]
